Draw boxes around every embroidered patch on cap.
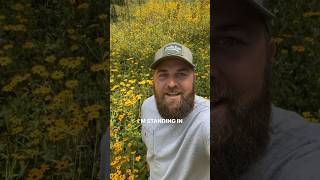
[163,44,182,56]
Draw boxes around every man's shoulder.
[270,110,320,180]
[243,106,320,180]
[141,95,156,110]
[271,106,320,164]
[241,106,320,180]
[272,106,320,142]
[194,95,210,112]
[270,106,320,163]
[142,95,155,105]
[188,95,210,129]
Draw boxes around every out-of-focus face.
[212,1,273,123]
[153,58,195,119]
[212,0,276,179]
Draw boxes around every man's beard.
[154,85,195,119]
[211,65,272,180]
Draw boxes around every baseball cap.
[245,0,275,20]
[151,42,194,70]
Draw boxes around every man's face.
[153,58,195,119]
[212,0,276,179]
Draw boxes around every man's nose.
[168,78,178,88]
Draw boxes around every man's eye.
[177,73,187,77]
[213,37,243,47]
[159,74,168,78]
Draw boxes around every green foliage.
[270,0,320,122]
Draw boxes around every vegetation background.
[110,0,210,179]
[270,0,320,123]
[0,0,108,179]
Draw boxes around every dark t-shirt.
[239,106,320,180]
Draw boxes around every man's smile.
[165,92,181,96]
[165,92,182,101]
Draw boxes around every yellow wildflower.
[59,57,82,68]
[32,86,51,94]
[138,80,146,85]
[65,79,79,89]
[135,156,141,161]
[27,168,43,180]
[127,123,132,128]
[11,126,23,135]
[70,44,79,51]
[292,45,305,53]
[118,114,125,121]
[51,71,64,80]
[31,65,49,77]
[0,56,12,66]
[45,55,56,63]
[2,82,15,92]
[111,85,119,91]
[48,127,65,142]
[22,41,34,49]
[55,160,69,171]
[39,163,49,172]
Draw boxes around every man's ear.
[193,71,196,81]
[268,38,277,64]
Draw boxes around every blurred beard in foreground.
[211,65,272,180]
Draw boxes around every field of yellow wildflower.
[0,1,107,179]
[110,0,210,179]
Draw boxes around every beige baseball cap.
[151,42,194,69]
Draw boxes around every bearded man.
[140,42,210,180]
[211,0,320,180]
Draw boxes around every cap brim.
[246,0,275,20]
[150,56,194,70]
